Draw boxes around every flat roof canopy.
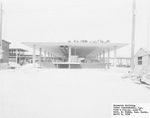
[9,48,28,52]
[22,42,128,57]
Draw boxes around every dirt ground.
[0,68,150,118]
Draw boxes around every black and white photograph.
[0,0,150,118]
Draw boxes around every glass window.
[138,56,142,65]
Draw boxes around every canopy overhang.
[22,42,128,57]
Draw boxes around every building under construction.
[22,41,128,69]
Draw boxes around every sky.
[1,0,150,56]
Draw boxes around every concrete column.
[33,45,36,68]
[16,50,18,63]
[99,53,101,63]
[96,54,98,61]
[51,54,53,61]
[107,49,110,69]
[52,54,54,62]
[68,46,71,62]
[68,46,71,69]
[48,52,50,62]
[18,50,20,64]
[39,48,42,66]
[120,58,122,66]
[98,54,99,61]
[44,50,46,62]
[114,46,117,68]
[103,51,105,64]
[97,54,99,61]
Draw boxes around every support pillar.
[99,53,101,63]
[48,52,50,62]
[39,48,42,66]
[68,46,71,62]
[68,46,71,69]
[103,51,105,64]
[16,50,18,63]
[97,54,99,61]
[120,58,122,66]
[51,54,53,61]
[98,54,99,61]
[18,50,20,65]
[33,45,36,68]
[53,54,54,61]
[107,49,110,69]
[114,46,117,68]
[44,50,46,62]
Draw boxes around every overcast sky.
[2,0,150,56]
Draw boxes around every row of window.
[138,56,142,65]
[9,53,25,56]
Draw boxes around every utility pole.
[147,0,150,53]
[131,0,136,71]
[0,2,2,49]
[0,2,3,60]
[147,24,149,53]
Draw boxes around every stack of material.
[70,56,78,62]
[139,73,150,85]
[133,66,150,85]
[144,73,150,85]
[9,62,20,69]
